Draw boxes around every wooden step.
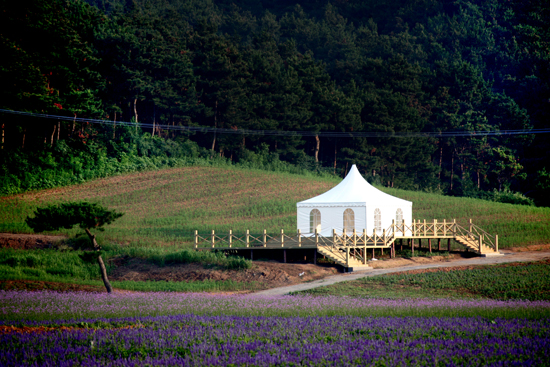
[455,236,501,255]
[317,246,371,271]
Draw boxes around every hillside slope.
[1,166,549,248]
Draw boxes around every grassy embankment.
[296,259,550,301]
[1,165,550,295]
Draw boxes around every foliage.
[1,0,549,204]
[25,201,123,234]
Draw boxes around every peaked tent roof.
[297,165,412,206]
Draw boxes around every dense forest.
[1,0,549,205]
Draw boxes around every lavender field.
[2,290,550,366]
[4,314,550,366]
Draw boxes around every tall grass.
[297,260,550,301]
[1,165,549,249]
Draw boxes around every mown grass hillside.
[1,165,549,249]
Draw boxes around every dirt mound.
[109,258,338,290]
[509,244,550,252]
[0,233,66,250]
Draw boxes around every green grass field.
[296,260,550,301]
[1,165,549,249]
[1,165,550,296]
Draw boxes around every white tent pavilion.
[297,164,412,237]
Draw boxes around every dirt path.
[254,250,550,296]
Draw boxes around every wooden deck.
[194,219,501,271]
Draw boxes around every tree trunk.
[85,228,113,293]
[451,149,455,191]
[72,114,76,136]
[50,124,56,146]
[211,100,218,157]
[57,121,60,142]
[152,109,156,137]
[438,143,443,190]
[133,98,138,132]
[314,134,320,162]
[112,111,116,139]
[333,139,337,175]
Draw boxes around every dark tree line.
[1,0,549,205]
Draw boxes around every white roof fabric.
[297,164,412,207]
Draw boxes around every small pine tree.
[26,202,123,293]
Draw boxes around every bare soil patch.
[366,253,466,269]
[509,244,550,252]
[0,233,66,250]
[108,257,338,291]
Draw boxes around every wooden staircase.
[454,235,502,256]
[317,245,371,271]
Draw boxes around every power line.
[1,108,547,138]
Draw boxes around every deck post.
[343,228,347,247]
[419,238,422,249]
[428,238,432,253]
[469,218,473,235]
[423,219,427,236]
[314,249,317,265]
[346,247,350,266]
[453,219,456,237]
[495,235,499,252]
[315,228,319,247]
[211,230,215,248]
[333,229,336,246]
[353,229,357,247]
[392,220,395,238]
[363,229,367,264]
[438,238,441,251]
[443,219,447,236]
[281,229,284,247]
[382,229,386,256]
[246,230,249,248]
[263,229,267,247]
[229,230,232,248]
[251,249,253,260]
[447,238,451,252]
[434,219,437,236]
[411,238,414,255]
[194,230,198,248]
[479,234,483,254]
[284,249,286,263]
[298,229,302,247]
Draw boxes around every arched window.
[396,208,403,224]
[374,208,382,232]
[310,209,321,233]
[343,208,355,232]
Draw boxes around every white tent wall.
[296,164,413,238]
[297,204,367,237]
[365,205,413,236]
[298,204,412,237]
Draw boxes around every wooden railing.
[194,219,498,254]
